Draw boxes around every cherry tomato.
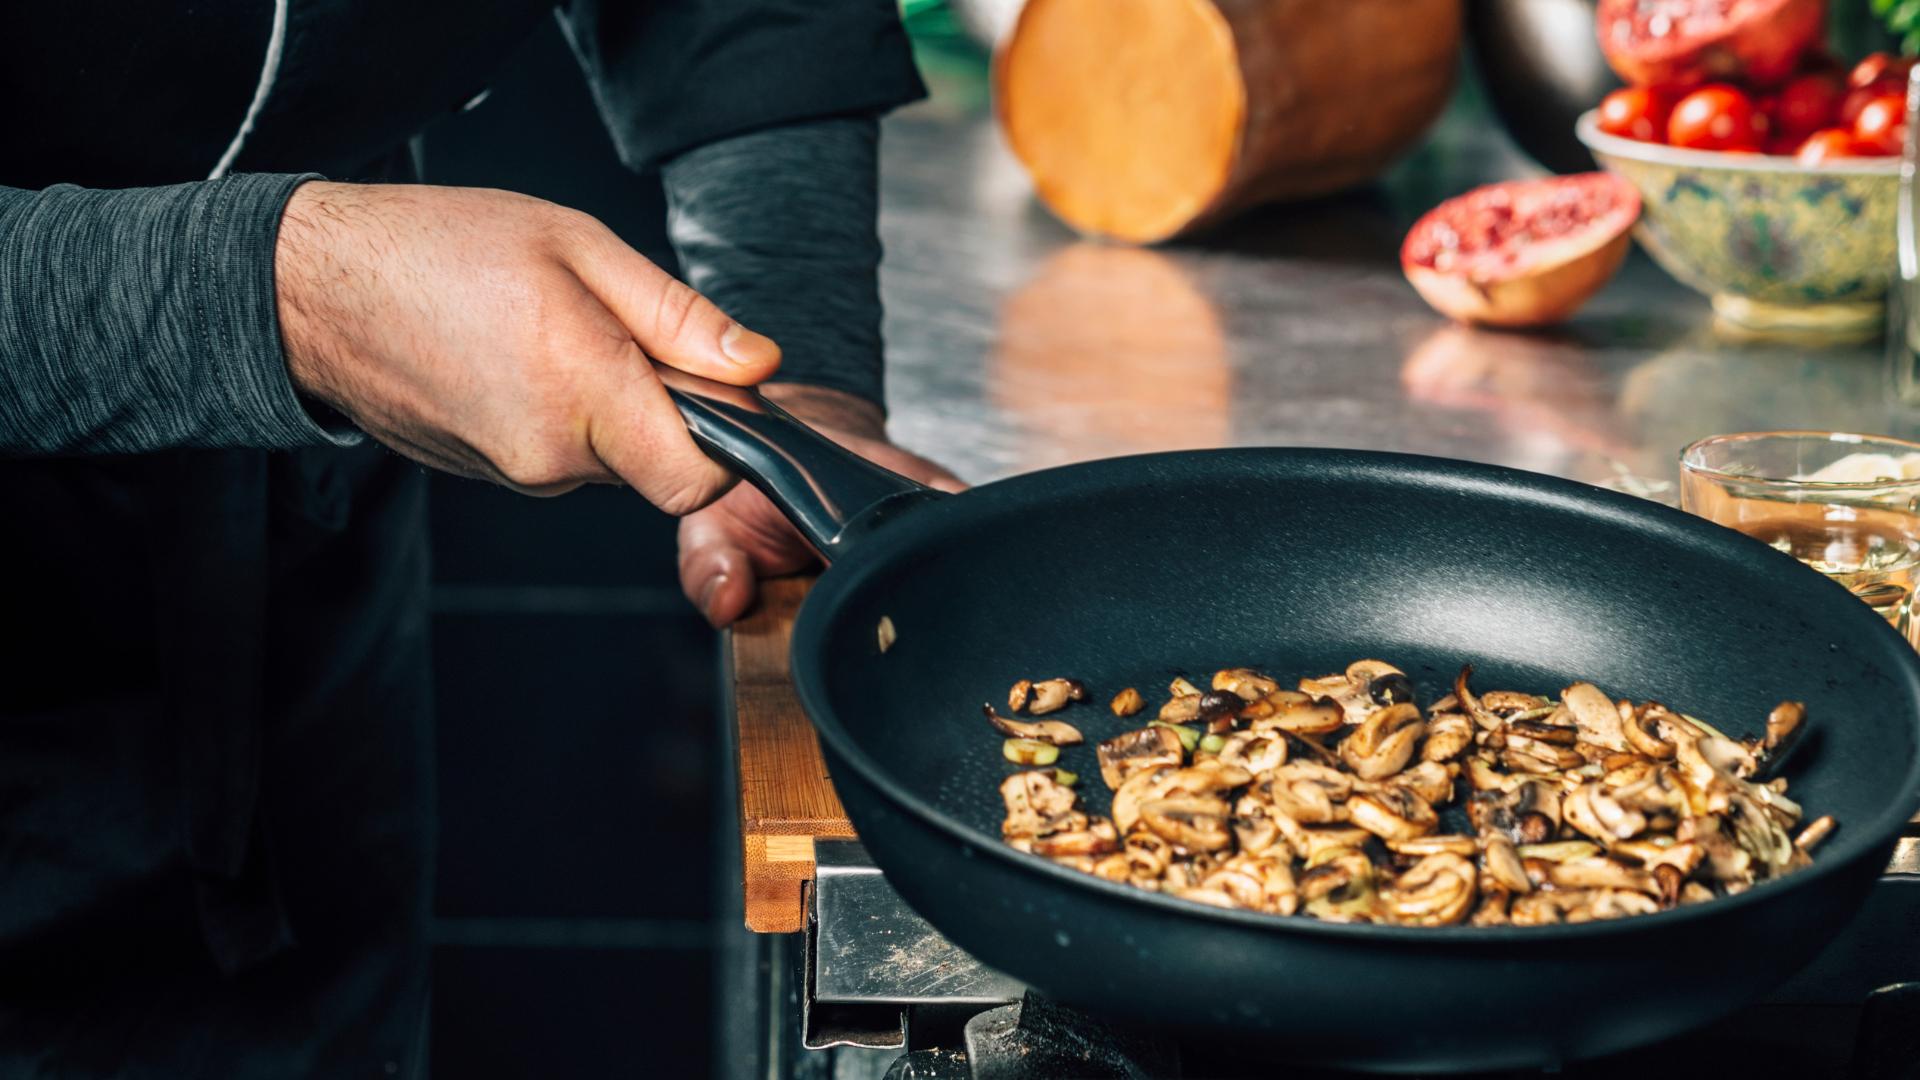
[1853,93,1908,155]
[1769,70,1845,139]
[1596,87,1673,142]
[1850,52,1916,90]
[1795,128,1868,164]
[1667,85,1765,151]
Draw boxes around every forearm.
[660,116,888,414]
[0,175,357,455]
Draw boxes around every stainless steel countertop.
[875,77,1918,500]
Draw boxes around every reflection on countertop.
[876,81,1919,501]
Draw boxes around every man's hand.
[275,181,781,513]
[676,384,964,627]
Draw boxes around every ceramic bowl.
[1576,111,1899,331]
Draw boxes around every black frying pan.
[668,376,1920,1073]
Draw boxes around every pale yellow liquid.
[1733,509,1920,644]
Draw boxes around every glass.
[1680,432,1920,647]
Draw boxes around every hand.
[275,181,782,512]
[676,384,964,627]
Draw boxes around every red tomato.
[1795,127,1868,164]
[1850,52,1916,89]
[1770,70,1845,138]
[1596,87,1673,142]
[1853,93,1909,155]
[1668,85,1765,151]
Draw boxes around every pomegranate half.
[1400,173,1641,328]
[1596,0,1826,89]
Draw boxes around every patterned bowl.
[1575,111,1899,331]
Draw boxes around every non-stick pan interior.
[799,449,1920,903]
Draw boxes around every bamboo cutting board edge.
[727,576,854,933]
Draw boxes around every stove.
[732,836,1920,1080]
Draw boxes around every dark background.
[416,20,720,1077]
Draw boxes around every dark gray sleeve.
[0,173,361,455]
[660,117,887,410]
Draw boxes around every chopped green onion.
[1003,738,1059,766]
[1149,720,1201,753]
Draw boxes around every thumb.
[566,225,782,385]
[678,510,759,628]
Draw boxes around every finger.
[678,510,760,628]
[585,340,740,516]
[565,223,781,386]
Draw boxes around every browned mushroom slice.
[1212,667,1280,701]
[1348,786,1439,842]
[1378,853,1477,926]
[1622,703,1681,760]
[1123,826,1173,882]
[1096,726,1185,790]
[1141,794,1235,852]
[1480,834,1532,894]
[1386,834,1477,858]
[1391,761,1455,806]
[1563,782,1648,845]
[1562,682,1628,752]
[1031,816,1120,857]
[984,703,1084,745]
[1203,853,1298,915]
[1544,857,1660,896]
[1469,888,1513,926]
[1242,690,1345,735]
[1295,823,1373,865]
[1299,847,1377,922]
[1566,888,1661,922]
[1212,730,1288,775]
[1340,702,1426,781]
[1264,762,1355,824]
[1422,709,1474,763]
[999,770,1085,840]
[1027,677,1090,715]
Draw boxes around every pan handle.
[659,367,943,559]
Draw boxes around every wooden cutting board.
[727,576,854,932]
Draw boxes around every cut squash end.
[997,0,1245,243]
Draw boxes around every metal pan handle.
[659,367,943,560]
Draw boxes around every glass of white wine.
[1680,431,1920,648]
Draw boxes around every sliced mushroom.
[1298,847,1376,922]
[1480,834,1532,894]
[1096,726,1185,790]
[1204,853,1298,914]
[1213,668,1280,701]
[1563,782,1648,845]
[1391,760,1455,806]
[1008,679,1033,712]
[984,703,1084,745]
[1378,853,1477,926]
[1141,795,1234,852]
[1422,710,1473,763]
[1544,857,1660,896]
[1000,770,1085,840]
[1386,834,1478,858]
[1348,786,1439,842]
[1340,702,1426,781]
[1110,687,1145,717]
[1562,682,1627,752]
[1027,677,1089,716]
[1031,816,1121,857]
[1212,730,1288,776]
[1242,690,1345,735]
